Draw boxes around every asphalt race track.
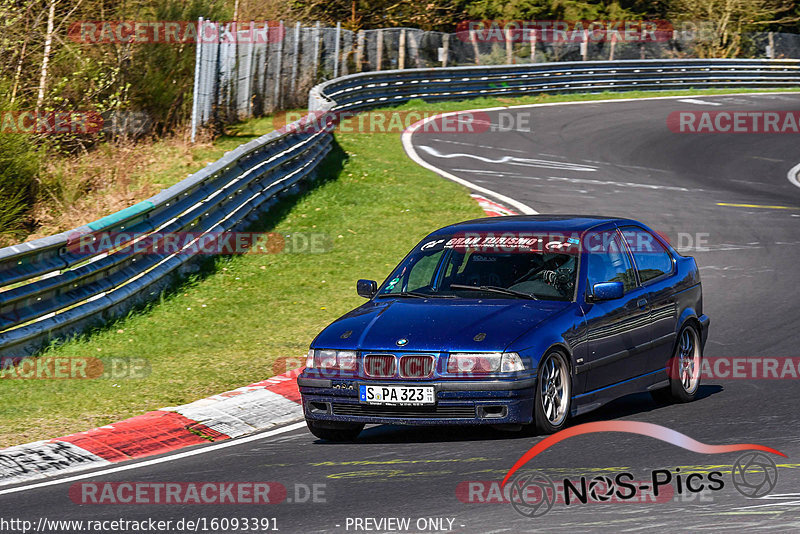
[2,93,800,532]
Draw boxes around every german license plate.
[359,385,435,405]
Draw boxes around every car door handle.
[637,298,648,309]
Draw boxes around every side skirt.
[570,368,667,417]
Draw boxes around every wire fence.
[191,21,800,139]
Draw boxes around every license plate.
[359,385,435,405]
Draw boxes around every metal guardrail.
[310,58,800,111]
[0,124,332,358]
[2,58,799,359]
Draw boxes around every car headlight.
[306,349,357,371]
[447,352,524,374]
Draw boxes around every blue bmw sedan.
[298,216,709,441]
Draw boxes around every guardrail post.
[333,22,341,78]
[530,29,536,62]
[441,34,449,67]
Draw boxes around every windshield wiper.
[384,291,455,299]
[449,284,538,300]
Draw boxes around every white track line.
[402,111,538,215]
[677,98,723,106]
[787,162,800,190]
[0,421,307,496]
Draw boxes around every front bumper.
[298,376,536,426]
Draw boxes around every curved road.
[2,93,800,532]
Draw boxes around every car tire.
[651,323,702,404]
[306,420,364,442]
[533,350,572,434]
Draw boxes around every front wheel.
[533,350,572,434]
[651,323,702,404]
[306,420,364,442]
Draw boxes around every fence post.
[246,21,255,117]
[530,29,536,62]
[341,28,350,75]
[290,21,300,96]
[313,21,321,81]
[190,16,203,143]
[580,29,588,60]
[399,29,406,69]
[409,30,420,67]
[441,33,449,67]
[767,32,775,59]
[505,25,513,64]
[609,32,617,61]
[333,21,341,78]
[470,29,480,65]
[356,30,365,72]
[273,20,284,109]
[376,29,383,70]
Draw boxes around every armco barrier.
[2,58,799,359]
[309,59,800,111]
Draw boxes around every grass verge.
[1,87,798,446]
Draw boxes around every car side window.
[382,249,444,294]
[586,232,637,293]
[620,226,673,284]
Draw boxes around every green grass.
[2,87,798,446]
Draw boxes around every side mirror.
[589,281,624,302]
[357,279,378,298]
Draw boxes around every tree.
[669,0,798,57]
[292,0,457,31]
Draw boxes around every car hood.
[312,298,571,352]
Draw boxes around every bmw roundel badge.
[396,338,408,346]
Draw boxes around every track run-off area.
[2,93,800,532]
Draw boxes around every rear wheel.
[533,350,572,434]
[306,420,364,442]
[650,324,702,404]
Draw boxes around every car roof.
[432,215,638,235]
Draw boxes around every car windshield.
[377,232,579,301]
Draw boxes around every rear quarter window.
[620,226,674,283]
